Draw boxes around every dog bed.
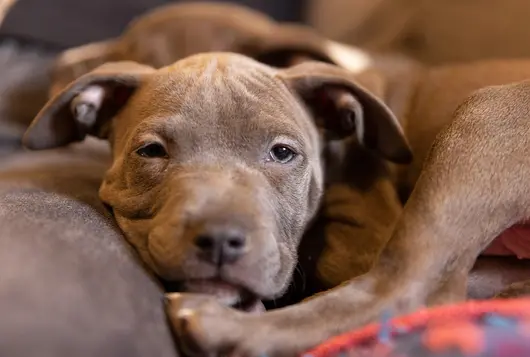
[303,298,530,357]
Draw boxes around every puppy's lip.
[183,278,243,305]
[183,278,260,310]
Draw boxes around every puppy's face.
[23,53,410,308]
[100,55,324,308]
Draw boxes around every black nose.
[193,228,247,265]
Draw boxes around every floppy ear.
[23,61,155,150]
[278,61,412,164]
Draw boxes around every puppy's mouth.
[164,278,264,313]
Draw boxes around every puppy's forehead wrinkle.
[226,67,315,137]
[173,60,300,122]
[170,57,252,119]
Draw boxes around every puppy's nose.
[193,228,247,265]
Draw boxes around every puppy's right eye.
[136,143,168,158]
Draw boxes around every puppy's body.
[0,138,178,357]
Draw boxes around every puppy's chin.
[183,279,265,313]
[183,279,242,305]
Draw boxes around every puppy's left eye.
[269,145,297,164]
[136,143,168,158]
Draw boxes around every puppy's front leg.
[168,82,530,357]
[370,82,530,307]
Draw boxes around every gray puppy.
[23,53,411,314]
[47,0,409,303]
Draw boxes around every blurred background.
[4,0,530,65]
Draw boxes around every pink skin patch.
[482,224,530,259]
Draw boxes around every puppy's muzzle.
[148,169,280,308]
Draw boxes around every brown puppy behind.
[159,59,530,357]
[48,2,274,96]
[24,53,411,313]
[49,1,379,98]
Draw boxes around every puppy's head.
[24,53,410,308]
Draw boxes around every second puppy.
[49,2,376,97]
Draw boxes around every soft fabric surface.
[304,299,530,357]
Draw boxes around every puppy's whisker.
[295,264,307,293]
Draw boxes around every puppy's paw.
[166,293,246,356]
[165,293,303,357]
